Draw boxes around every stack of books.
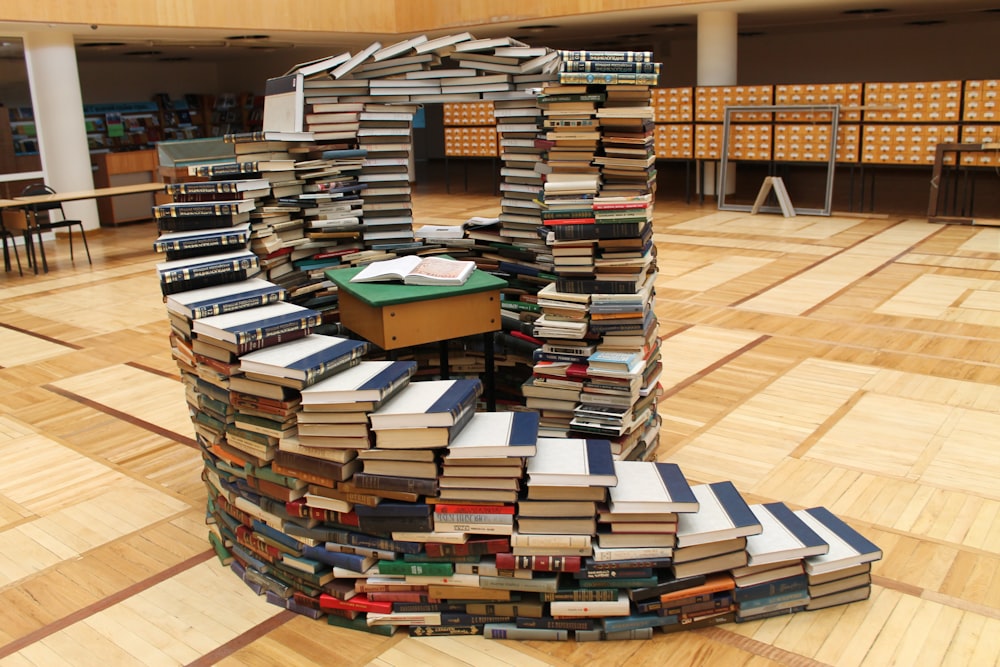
[438,411,539,504]
[155,37,885,642]
[358,104,419,250]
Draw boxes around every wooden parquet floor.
[0,171,998,666]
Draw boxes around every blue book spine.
[711,481,760,531]
[805,507,882,557]
[734,575,809,603]
[738,589,810,610]
[654,462,697,507]
[601,613,677,633]
[301,544,368,572]
[766,502,828,551]
[583,439,616,480]
[355,502,433,519]
[356,360,418,393]
[509,411,540,446]
[425,378,482,418]
[288,339,369,378]
[251,519,304,553]
[226,311,320,344]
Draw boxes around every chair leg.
[78,224,91,265]
[23,230,37,274]
[37,228,48,273]
[8,233,22,276]
[67,227,74,261]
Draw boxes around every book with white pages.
[526,437,617,487]
[165,278,286,320]
[368,378,482,430]
[192,301,320,344]
[607,461,698,514]
[299,360,417,407]
[745,502,829,567]
[675,481,762,548]
[445,411,539,459]
[795,506,882,576]
[350,255,475,286]
[238,334,368,387]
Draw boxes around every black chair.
[0,215,22,276]
[20,184,91,273]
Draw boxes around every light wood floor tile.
[49,364,193,439]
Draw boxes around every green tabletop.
[327,264,508,307]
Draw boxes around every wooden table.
[10,181,166,208]
[327,266,507,410]
[3,182,165,273]
[928,142,1000,226]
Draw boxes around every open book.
[350,255,475,286]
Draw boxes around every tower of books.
[525,50,661,465]
[155,34,882,642]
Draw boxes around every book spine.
[559,71,659,86]
[233,316,319,345]
[425,538,510,558]
[155,203,246,218]
[433,504,515,515]
[558,50,653,62]
[232,327,310,354]
[166,182,241,194]
[563,61,660,74]
[300,545,368,572]
[484,624,568,640]
[494,554,582,572]
[352,472,438,496]
[516,616,595,631]
[161,258,257,284]
[408,625,483,637]
[378,561,454,577]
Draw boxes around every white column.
[697,10,738,196]
[23,30,100,230]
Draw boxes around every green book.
[378,560,455,576]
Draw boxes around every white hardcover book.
[262,73,305,133]
[299,360,416,405]
[746,502,829,566]
[445,411,539,458]
[675,481,762,548]
[368,379,482,429]
[607,461,698,514]
[795,507,882,575]
[192,301,319,344]
[413,32,474,54]
[165,278,286,320]
[525,437,617,487]
[238,334,367,382]
[330,41,382,79]
[548,592,630,617]
[371,35,429,61]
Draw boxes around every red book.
[495,553,583,572]
[510,330,544,346]
[319,593,393,614]
[434,504,515,515]
[425,537,510,558]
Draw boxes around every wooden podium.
[327,266,507,409]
